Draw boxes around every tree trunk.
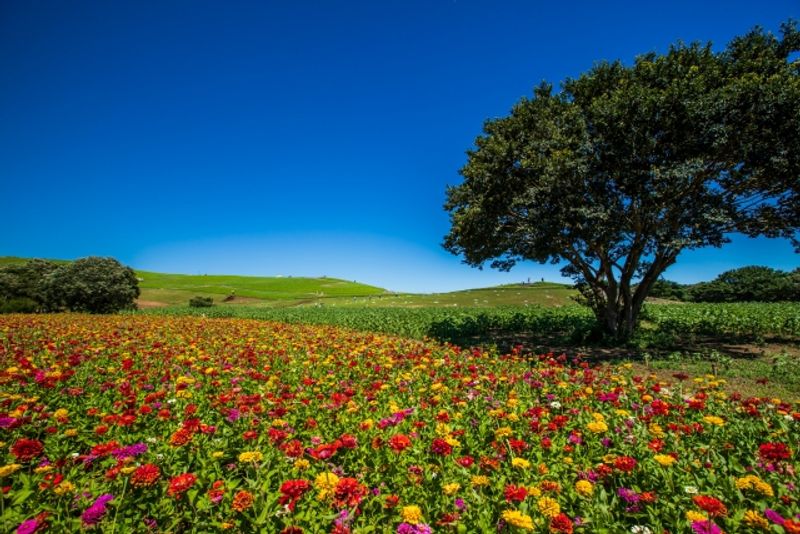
[592,251,678,342]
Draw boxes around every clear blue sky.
[1,1,797,292]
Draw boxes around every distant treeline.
[647,266,800,303]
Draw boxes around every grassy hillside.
[0,256,387,306]
[320,282,577,308]
[136,271,387,305]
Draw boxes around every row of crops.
[138,302,800,345]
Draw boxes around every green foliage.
[188,296,214,307]
[0,297,39,313]
[0,259,61,312]
[443,21,800,340]
[690,266,800,302]
[646,279,689,301]
[46,257,140,313]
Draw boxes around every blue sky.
[1,1,797,292]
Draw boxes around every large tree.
[444,22,800,340]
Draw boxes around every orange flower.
[232,490,254,512]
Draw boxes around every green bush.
[691,266,798,302]
[0,297,39,313]
[47,257,140,313]
[189,296,214,308]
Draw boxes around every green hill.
[0,256,576,308]
[0,256,387,307]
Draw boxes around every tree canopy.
[0,257,140,314]
[444,22,800,339]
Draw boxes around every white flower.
[684,485,698,494]
[549,401,561,409]
[630,527,653,534]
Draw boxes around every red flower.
[131,464,161,487]
[280,439,304,458]
[167,473,197,497]
[279,479,311,511]
[11,438,44,461]
[310,442,339,460]
[504,484,528,503]
[332,477,367,509]
[339,434,358,449]
[169,428,193,447]
[388,434,412,453]
[384,494,400,508]
[692,495,727,517]
[456,455,474,468]
[430,438,453,456]
[549,513,574,534]
[613,456,637,473]
[91,441,120,456]
[759,442,792,462]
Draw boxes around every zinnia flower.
[574,480,593,497]
[538,496,561,518]
[315,472,340,500]
[81,494,114,527]
[11,439,44,462]
[692,495,727,517]
[388,434,412,453]
[131,464,161,487]
[279,479,311,511]
[232,490,254,512]
[401,505,423,525]
[501,509,534,530]
[167,473,197,498]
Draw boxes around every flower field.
[1,314,798,533]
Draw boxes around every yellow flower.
[401,505,423,525]
[686,511,707,522]
[53,481,75,495]
[315,472,340,500]
[445,436,461,448]
[471,475,490,487]
[34,465,53,474]
[574,480,593,497]
[512,457,530,470]
[735,475,774,497]
[527,486,542,497]
[501,509,534,530]
[53,408,68,419]
[238,451,263,463]
[742,510,769,530]
[495,426,513,439]
[649,423,665,438]
[293,458,310,470]
[654,454,676,467]
[442,482,461,495]
[0,464,22,478]
[586,420,608,433]
[703,415,725,426]
[537,496,560,518]
[64,429,78,437]
[211,451,224,459]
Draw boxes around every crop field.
[141,302,800,345]
[1,314,798,533]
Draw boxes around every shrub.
[0,297,39,314]
[189,296,214,308]
[691,266,798,302]
[47,257,140,313]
